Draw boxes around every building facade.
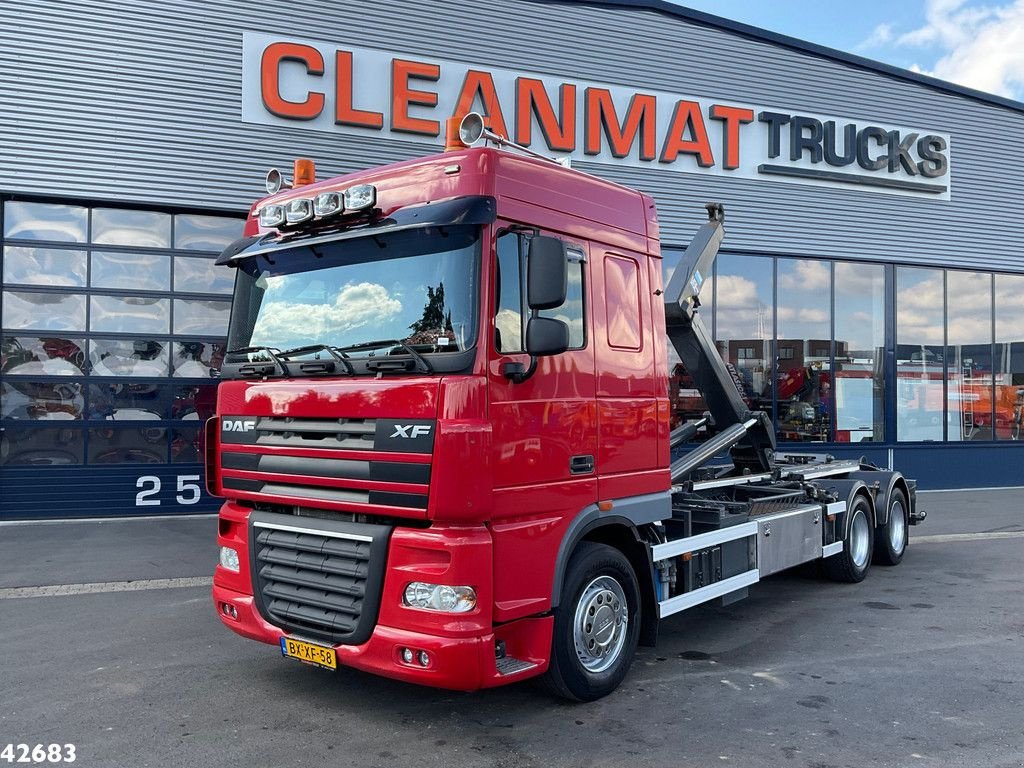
[2,0,1023,519]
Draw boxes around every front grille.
[249,510,391,645]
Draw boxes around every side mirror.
[527,236,568,310]
[526,317,569,357]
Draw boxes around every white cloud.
[856,22,895,50]
[879,0,1024,98]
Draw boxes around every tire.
[543,542,641,702]
[873,488,909,566]
[823,495,874,583]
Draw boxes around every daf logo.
[390,424,432,439]
[223,419,257,432]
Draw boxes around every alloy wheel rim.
[573,575,628,673]
[850,509,871,569]
[889,500,907,553]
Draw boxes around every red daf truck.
[209,113,924,701]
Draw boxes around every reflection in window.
[91,208,171,248]
[776,259,831,442]
[174,256,234,294]
[896,267,945,441]
[173,299,231,335]
[494,233,523,353]
[1,337,87,376]
[663,248,712,437]
[2,291,87,332]
[91,251,170,291]
[89,339,169,377]
[0,426,84,466]
[90,295,170,334]
[604,255,641,350]
[88,427,167,464]
[171,384,216,421]
[3,201,88,242]
[174,214,242,251]
[995,274,1024,441]
[88,383,167,420]
[540,253,586,349]
[3,246,87,287]
[171,426,202,463]
[834,262,886,442]
[1,380,85,420]
[714,255,773,415]
[172,341,225,378]
[947,271,993,441]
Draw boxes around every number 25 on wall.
[135,475,202,507]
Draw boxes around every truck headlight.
[258,204,285,228]
[403,582,476,612]
[285,198,313,224]
[314,191,343,217]
[219,546,240,572]
[343,184,376,211]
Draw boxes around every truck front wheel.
[544,542,641,701]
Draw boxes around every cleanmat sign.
[241,31,952,200]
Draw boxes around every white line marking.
[0,577,213,600]
[913,531,1024,544]
[0,514,217,527]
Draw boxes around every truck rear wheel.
[823,495,873,583]
[873,488,909,566]
[544,542,640,702]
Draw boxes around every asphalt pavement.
[1,490,1022,768]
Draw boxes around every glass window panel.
[173,298,230,335]
[89,295,169,334]
[171,384,216,421]
[994,274,1024,440]
[171,426,202,463]
[91,251,170,291]
[494,233,524,353]
[714,254,774,414]
[776,259,831,442]
[3,246,87,287]
[89,338,169,377]
[173,256,234,294]
[896,267,945,442]
[834,263,886,443]
[2,336,87,376]
[91,208,171,248]
[946,271,993,441]
[172,341,225,378]
[539,255,585,349]
[87,426,167,464]
[3,201,87,242]
[0,426,84,466]
[174,214,243,251]
[2,380,85,420]
[2,291,86,332]
[88,382,168,421]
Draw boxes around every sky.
[672,0,1024,102]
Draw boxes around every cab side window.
[493,232,586,353]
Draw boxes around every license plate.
[280,637,337,670]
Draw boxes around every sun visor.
[216,195,497,266]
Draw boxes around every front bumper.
[212,583,551,690]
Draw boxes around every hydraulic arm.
[664,204,777,481]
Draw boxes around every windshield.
[226,226,480,368]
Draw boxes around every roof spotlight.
[265,168,287,195]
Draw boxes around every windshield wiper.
[226,346,290,377]
[336,339,433,374]
[276,344,355,375]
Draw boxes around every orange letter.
[660,100,714,167]
[515,79,576,152]
[260,42,324,120]
[453,70,509,139]
[391,59,441,135]
[584,89,657,160]
[335,51,383,129]
[709,104,754,170]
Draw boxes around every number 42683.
[1,744,76,763]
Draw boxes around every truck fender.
[550,492,671,647]
[808,478,873,538]
[842,471,911,527]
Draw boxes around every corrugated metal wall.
[1,0,1023,270]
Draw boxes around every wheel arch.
[809,478,874,536]
[842,470,912,527]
